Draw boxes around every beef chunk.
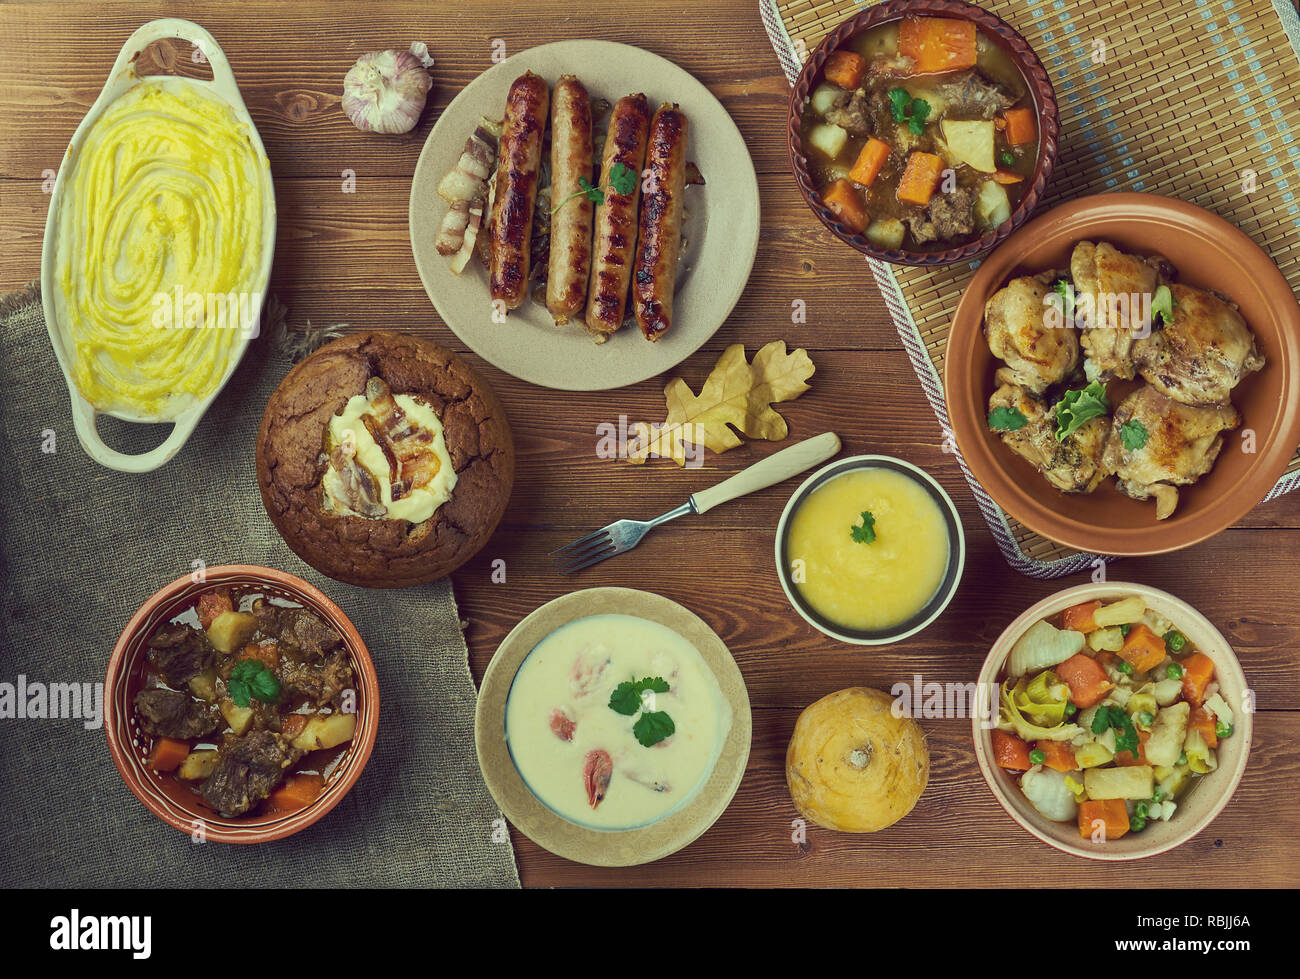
[200,731,302,817]
[906,185,977,244]
[146,624,214,687]
[253,601,343,662]
[135,689,220,739]
[824,89,872,137]
[281,652,353,708]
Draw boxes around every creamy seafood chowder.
[505,614,730,830]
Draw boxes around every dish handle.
[69,396,204,474]
[107,18,242,102]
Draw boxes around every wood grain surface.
[2,0,1297,888]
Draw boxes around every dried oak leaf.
[627,341,815,465]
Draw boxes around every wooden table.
[3,0,1296,888]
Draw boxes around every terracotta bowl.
[104,565,380,843]
[945,192,1300,556]
[787,0,1059,267]
[973,581,1251,860]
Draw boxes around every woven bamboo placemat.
[761,0,1300,577]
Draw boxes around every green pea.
[1135,801,1150,819]
[999,150,1015,167]
[1120,624,1132,637]
[1139,711,1155,726]
[1166,662,1184,680]
[1163,629,1187,653]
[1130,814,1147,832]
[1151,788,1164,803]
[1216,722,1233,739]
[1029,749,1046,765]
[1178,750,1188,766]
[1117,660,1134,675]
[1064,702,1078,718]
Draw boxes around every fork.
[551,432,841,574]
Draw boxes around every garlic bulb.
[342,47,432,134]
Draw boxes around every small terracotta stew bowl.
[788,0,1059,266]
[105,565,379,843]
[974,582,1250,860]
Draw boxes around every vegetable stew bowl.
[973,582,1251,861]
[787,0,1060,266]
[944,192,1300,556]
[104,566,380,843]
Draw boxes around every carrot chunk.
[1118,624,1167,674]
[823,50,867,90]
[1056,653,1114,708]
[899,17,978,73]
[1062,601,1102,634]
[848,137,891,186]
[991,730,1033,771]
[1189,705,1219,749]
[1002,107,1037,146]
[1180,653,1216,706]
[148,737,191,773]
[821,177,869,232]
[1035,740,1076,772]
[896,151,944,206]
[1078,799,1130,840]
[267,773,325,812]
[196,590,233,630]
[237,642,279,671]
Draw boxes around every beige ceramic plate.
[409,40,760,391]
[475,588,752,866]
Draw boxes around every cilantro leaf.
[887,88,912,122]
[608,676,671,716]
[1151,284,1176,325]
[850,510,876,544]
[1054,380,1110,442]
[988,405,1028,432]
[228,658,279,707]
[1120,419,1149,451]
[907,98,930,136]
[607,161,638,196]
[1052,279,1076,324]
[632,710,675,747]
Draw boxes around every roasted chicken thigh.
[1070,240,1163,381]
[988,382,1108,494]
[1133,284,1265,406]
[1101,385,1240,519]
[983,273,1080,395]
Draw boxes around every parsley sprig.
[608,676,675,747]
[228,659,279,708]
[1119,419,1149,451]
[988,405,1028,432]
[1091,704,1140,760]
[887,88,931,136]
[850,510,877,544]
[551,161,638,214]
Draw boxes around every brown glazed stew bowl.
[105,565,380,843]
[787,0,1060,267]
[945,192,1300,556]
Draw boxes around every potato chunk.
[941,119,996,172]
[220,698,254,736]
[291,712,357,752]
[207,611,258,655]
[1084,765,1154,801]
[177,749,220,781]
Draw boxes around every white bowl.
[40,19,276,472]
[774,455,966,645]
[973,581,1252,860]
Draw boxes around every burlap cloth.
[0,285,520,888]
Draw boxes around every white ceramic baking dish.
[40,18,276,473]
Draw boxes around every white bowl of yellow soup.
[776,456,964,644]
[475,588,752,866]
[40,19,275,472]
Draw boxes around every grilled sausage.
[489,71,550,311]
[583,93,651,342]
[632,103,689,342]
[545,76,594,325]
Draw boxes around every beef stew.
[132,585,359,818]
[799,16,1039,251]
